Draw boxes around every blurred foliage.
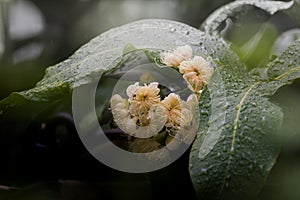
[230,23,278,69]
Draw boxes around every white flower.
[176,94,199,144]
[179,56,214,92]
[165,94,199,150]
[110,94,130,121]
[161,93,182,128]
[161,93,198,130]
[180,106,194,127]
[160,45,193,67]
[126,82,160,119]
[110,94,167,138]
[187,93,199,111]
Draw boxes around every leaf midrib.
[219,65,300,195]
[219,80,261,195]
[273,65,300,80]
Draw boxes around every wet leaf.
[202,0,293,34]
[189,39,300,200]
[266,39,300,93]
[0,19,243,113]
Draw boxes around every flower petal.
[126,82,139,98]
[160,45,193,67]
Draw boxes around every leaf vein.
[274,66,300,80]
[219,81,261,195]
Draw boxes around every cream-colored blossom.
[161,93,182,128]
[186,93,199,111]
[179,56,214,92]
[160,93,197,130]
[160,45,193,67]
[126,82,160,118]
[110,94,130,121]
[110,94,167,138]
[180,106,193,127]
[176,94,199,144]
[165,94,199,149]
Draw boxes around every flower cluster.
[110,82,197,145]
[108,45,214,154]
[161,45,214,93]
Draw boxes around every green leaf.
[233,23,278,69]
[189,39,300,199]
[0,19,244,114]
[189,66,282,200]
[266,39,300,92]
[201,0,293,34]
